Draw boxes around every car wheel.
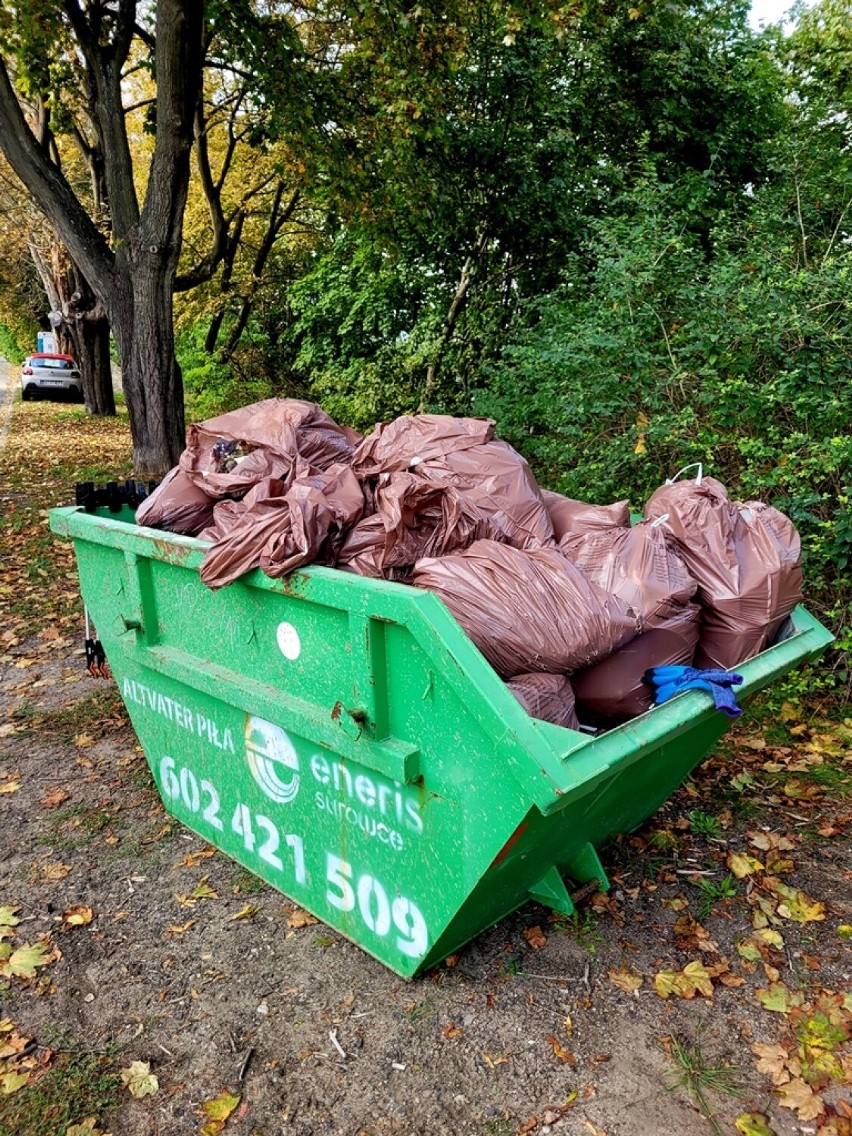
[21,387,34,401]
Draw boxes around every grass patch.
[666,1031,746,1136]
[0,1051,122,1136]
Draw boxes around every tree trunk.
[69,315,114,415]
[115,256,186,476]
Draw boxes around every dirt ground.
[0,383,850,1136]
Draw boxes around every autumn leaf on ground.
[42,862,71,881]
[765,879,825,924]
[286,908,318,929]
[653,960,713,1000]
[757,982,804,1014]
[0,908,20,939]
[0,939,58,979]
[752,1042,793,1086]
[62,905,93,928]
[73,733,94,749]
[166,920,196,936]
[735,1113,777,1136]
[0,780,21,794]
[728,852,764,879]
[120,1060,158,1098]
[65,1119,107,1135]
[442,1022,463,1039]
[228,904,258,922]
[199,1090,240,1136]
[0,1070,29,1094]
[546,1035,576,1063]
[738,928,784,962]
[608,967,643,993]
[523,925,547,950]
[40,787,70,809]
[777,1076,825,1121]
[173,848,216,870]
[749,832,796,852]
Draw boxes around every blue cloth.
[644,665,744,718]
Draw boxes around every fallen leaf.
[173,848,216,870]
[608,968,643,993]
[523,925,547,950]
[42,863,71,881]
[0,781,21,794]
[749,832,796,852]
[776,1077,824,1121]
[0,908,20,931]
[229,904,258,922]
[546,1035,575,1063]
[0,941,56,979]
[286,908,318,929]
[40,787,71,809]
[65,1119,105,1135]
[166,920,196,936]
[73,733,94,749]
[752,1042,792,1086]
[0,1071,29,1094]
[120,1060,158,1098]
[62,906,93,928]
[442,1022,463,1039]
[766,879,825,924]
[199,1090,240,1136]
[728,852,764,879]
[735,1112,776,1136]
[757,983,803,1014]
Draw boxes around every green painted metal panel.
[50,505,834,977]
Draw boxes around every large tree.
[0,0,204,474]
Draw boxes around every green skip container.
[50,505,833,977]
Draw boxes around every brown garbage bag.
[336,515,387,578]
[135,467,216,536]
[353,414,494,476]
[337,474,501,579]
[542,489,630,540]
[572,603,701,727]
[559,519,696,628]
[413,540,638,677]
[197,498,247,544]
[181,398,359,500]
[644,473,803,669]
[417,440,555,549]
[199,465,364,589]
[507,673,579,730]
[353,415,554,549]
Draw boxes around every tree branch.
[0,60,115,300]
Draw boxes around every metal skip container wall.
[50,505,834,978]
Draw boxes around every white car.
[21,353,83,401]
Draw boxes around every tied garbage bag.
[572,603,701,726]
[135,466,216,536]
[506,673,579,730]
[541,489,630,540]
[645,472,802,670]
[199,465,364,589]
[181,398,360,499]
[413,540,638,677]
[559,519,696,628]
[353,414,495,475]
[354,415,555,550]
[337,473,500,579]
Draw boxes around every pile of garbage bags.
[137,400,803,730]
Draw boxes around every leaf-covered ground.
[0,384,850,1136]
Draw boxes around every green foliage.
[477,139,852,634]
[0,323,25,365]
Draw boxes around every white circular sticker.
[276,621,301,660]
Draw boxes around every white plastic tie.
[665,462,703,486]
